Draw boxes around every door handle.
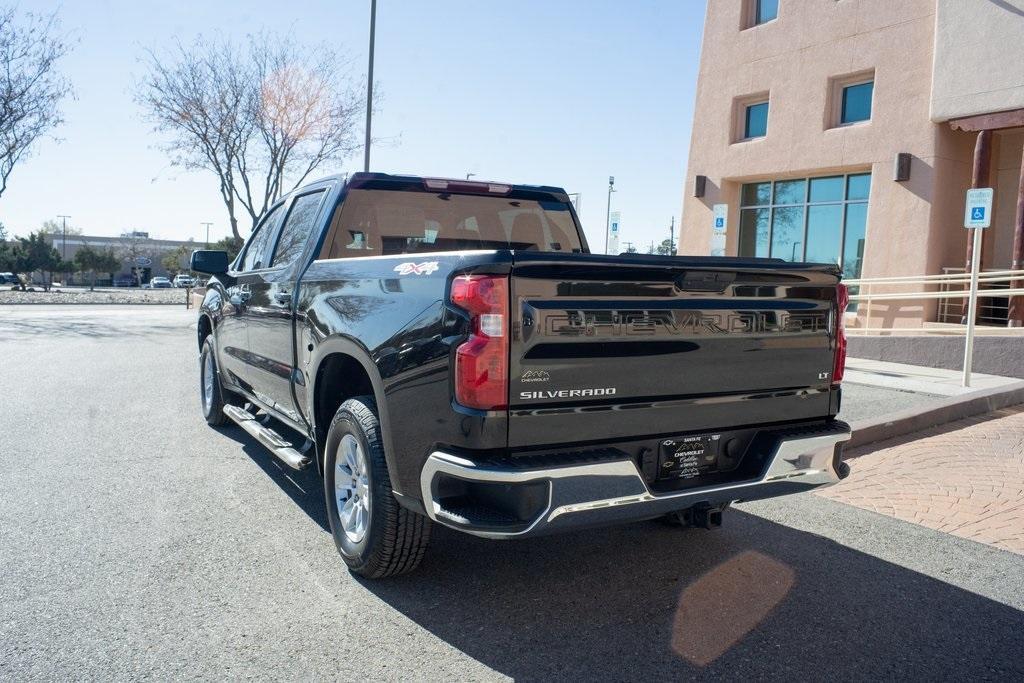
[274,290,291,305]
[228,285,251,306]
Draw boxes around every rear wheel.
[324,396,431,578]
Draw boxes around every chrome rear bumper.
[419,423,851,539]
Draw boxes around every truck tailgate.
[508,253,841,448]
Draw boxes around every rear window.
[320,189,583,259]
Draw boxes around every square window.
[840,81,873,124]
[744,101,769,139]
[756,0,778,24]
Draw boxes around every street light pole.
[668,216,675,255]
[57,214,71,260]
[363,0,377,173]
[201,222,213,248]
[604,176,615,255]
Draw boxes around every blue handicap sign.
[714,217,724,228]
[971,207,985,221]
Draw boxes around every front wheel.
[324,396,431,578]
[199,337,236,426]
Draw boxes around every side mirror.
[190,250,229,275]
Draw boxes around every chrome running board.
[223,404,312,471]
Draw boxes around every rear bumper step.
[419,422,851,538]
[223,404,312,471]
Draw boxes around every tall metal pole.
[668,216,675,255]
[604,176,615,255]
[201,222,213,248]
[963,225,983,387]
[58,215,71,260]
[363,0,377,173]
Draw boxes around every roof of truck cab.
[297,171,571,203]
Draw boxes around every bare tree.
[0,8,72,200]
[136,33,363,241]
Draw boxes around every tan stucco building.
[679,0,1024,327]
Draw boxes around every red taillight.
[451,274,509,410]
[833,283,849,384]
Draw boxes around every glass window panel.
[739,208,770,258]
[240,206,282,271]
[271,191,326,269]
[769,206,805,261]
[773,179,806,205]
[744,102,768,138]
[841,81,873,124]
[846,173,871,200]
[808,176,844,203]
[804,204,843,265]
[842,202,868,279]
[756,0,778,24]
[741,182,771,207]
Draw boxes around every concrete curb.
[848,380,1024,450]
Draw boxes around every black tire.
[323,396,431,578]
[199,337,236,427]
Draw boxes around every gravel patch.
[0,286,191,305]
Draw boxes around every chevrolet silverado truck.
[191,172,852,578]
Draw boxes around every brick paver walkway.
[818,404,1024,555]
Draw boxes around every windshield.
[321,189,584,259]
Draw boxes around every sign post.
[962,187,993,387]
[710,204,728,256]
[609,211,621,254]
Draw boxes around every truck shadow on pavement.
[226,428,1024,679]
[364,513,1024,680]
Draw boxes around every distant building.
[679,0,1024,327]
[47,234,199,284]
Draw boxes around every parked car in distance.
[0,272,19,286]
[173,274,197,288]
[113,275,136,287]
[149,277,173,289]
[192,172,851,579]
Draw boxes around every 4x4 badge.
[394,261,439,276]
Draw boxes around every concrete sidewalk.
[845,357,1019,397]
[821,404,1024,555]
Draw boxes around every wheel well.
[314,353,374,449]
[198,314,213,351]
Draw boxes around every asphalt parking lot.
[1,306,1022,680]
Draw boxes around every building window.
[743,0,778,28]
[841,81,873,124]
[756,0,778,24]
[738,173,870,287]
[744,101,769,139]
[829,71,874,127]
[733,92,769,142]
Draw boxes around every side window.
[240,206,282,271]
[270,191,326,269]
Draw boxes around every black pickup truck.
[191,172,851,578]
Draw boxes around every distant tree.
[624,244,638,253]
[73,244,118,290]
[0,8,73,200]
[136,32,363,241]
[37,218,82,236]
[211,235,244,262]
[117,234,153,284]
[655,238,675,256]
[7,231,59,289]
[0,221,7,241]
[161,244,190,276]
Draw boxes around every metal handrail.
[846,268,1024,284]
[844,269,1024,332]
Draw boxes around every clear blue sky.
[3,0,706,252]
